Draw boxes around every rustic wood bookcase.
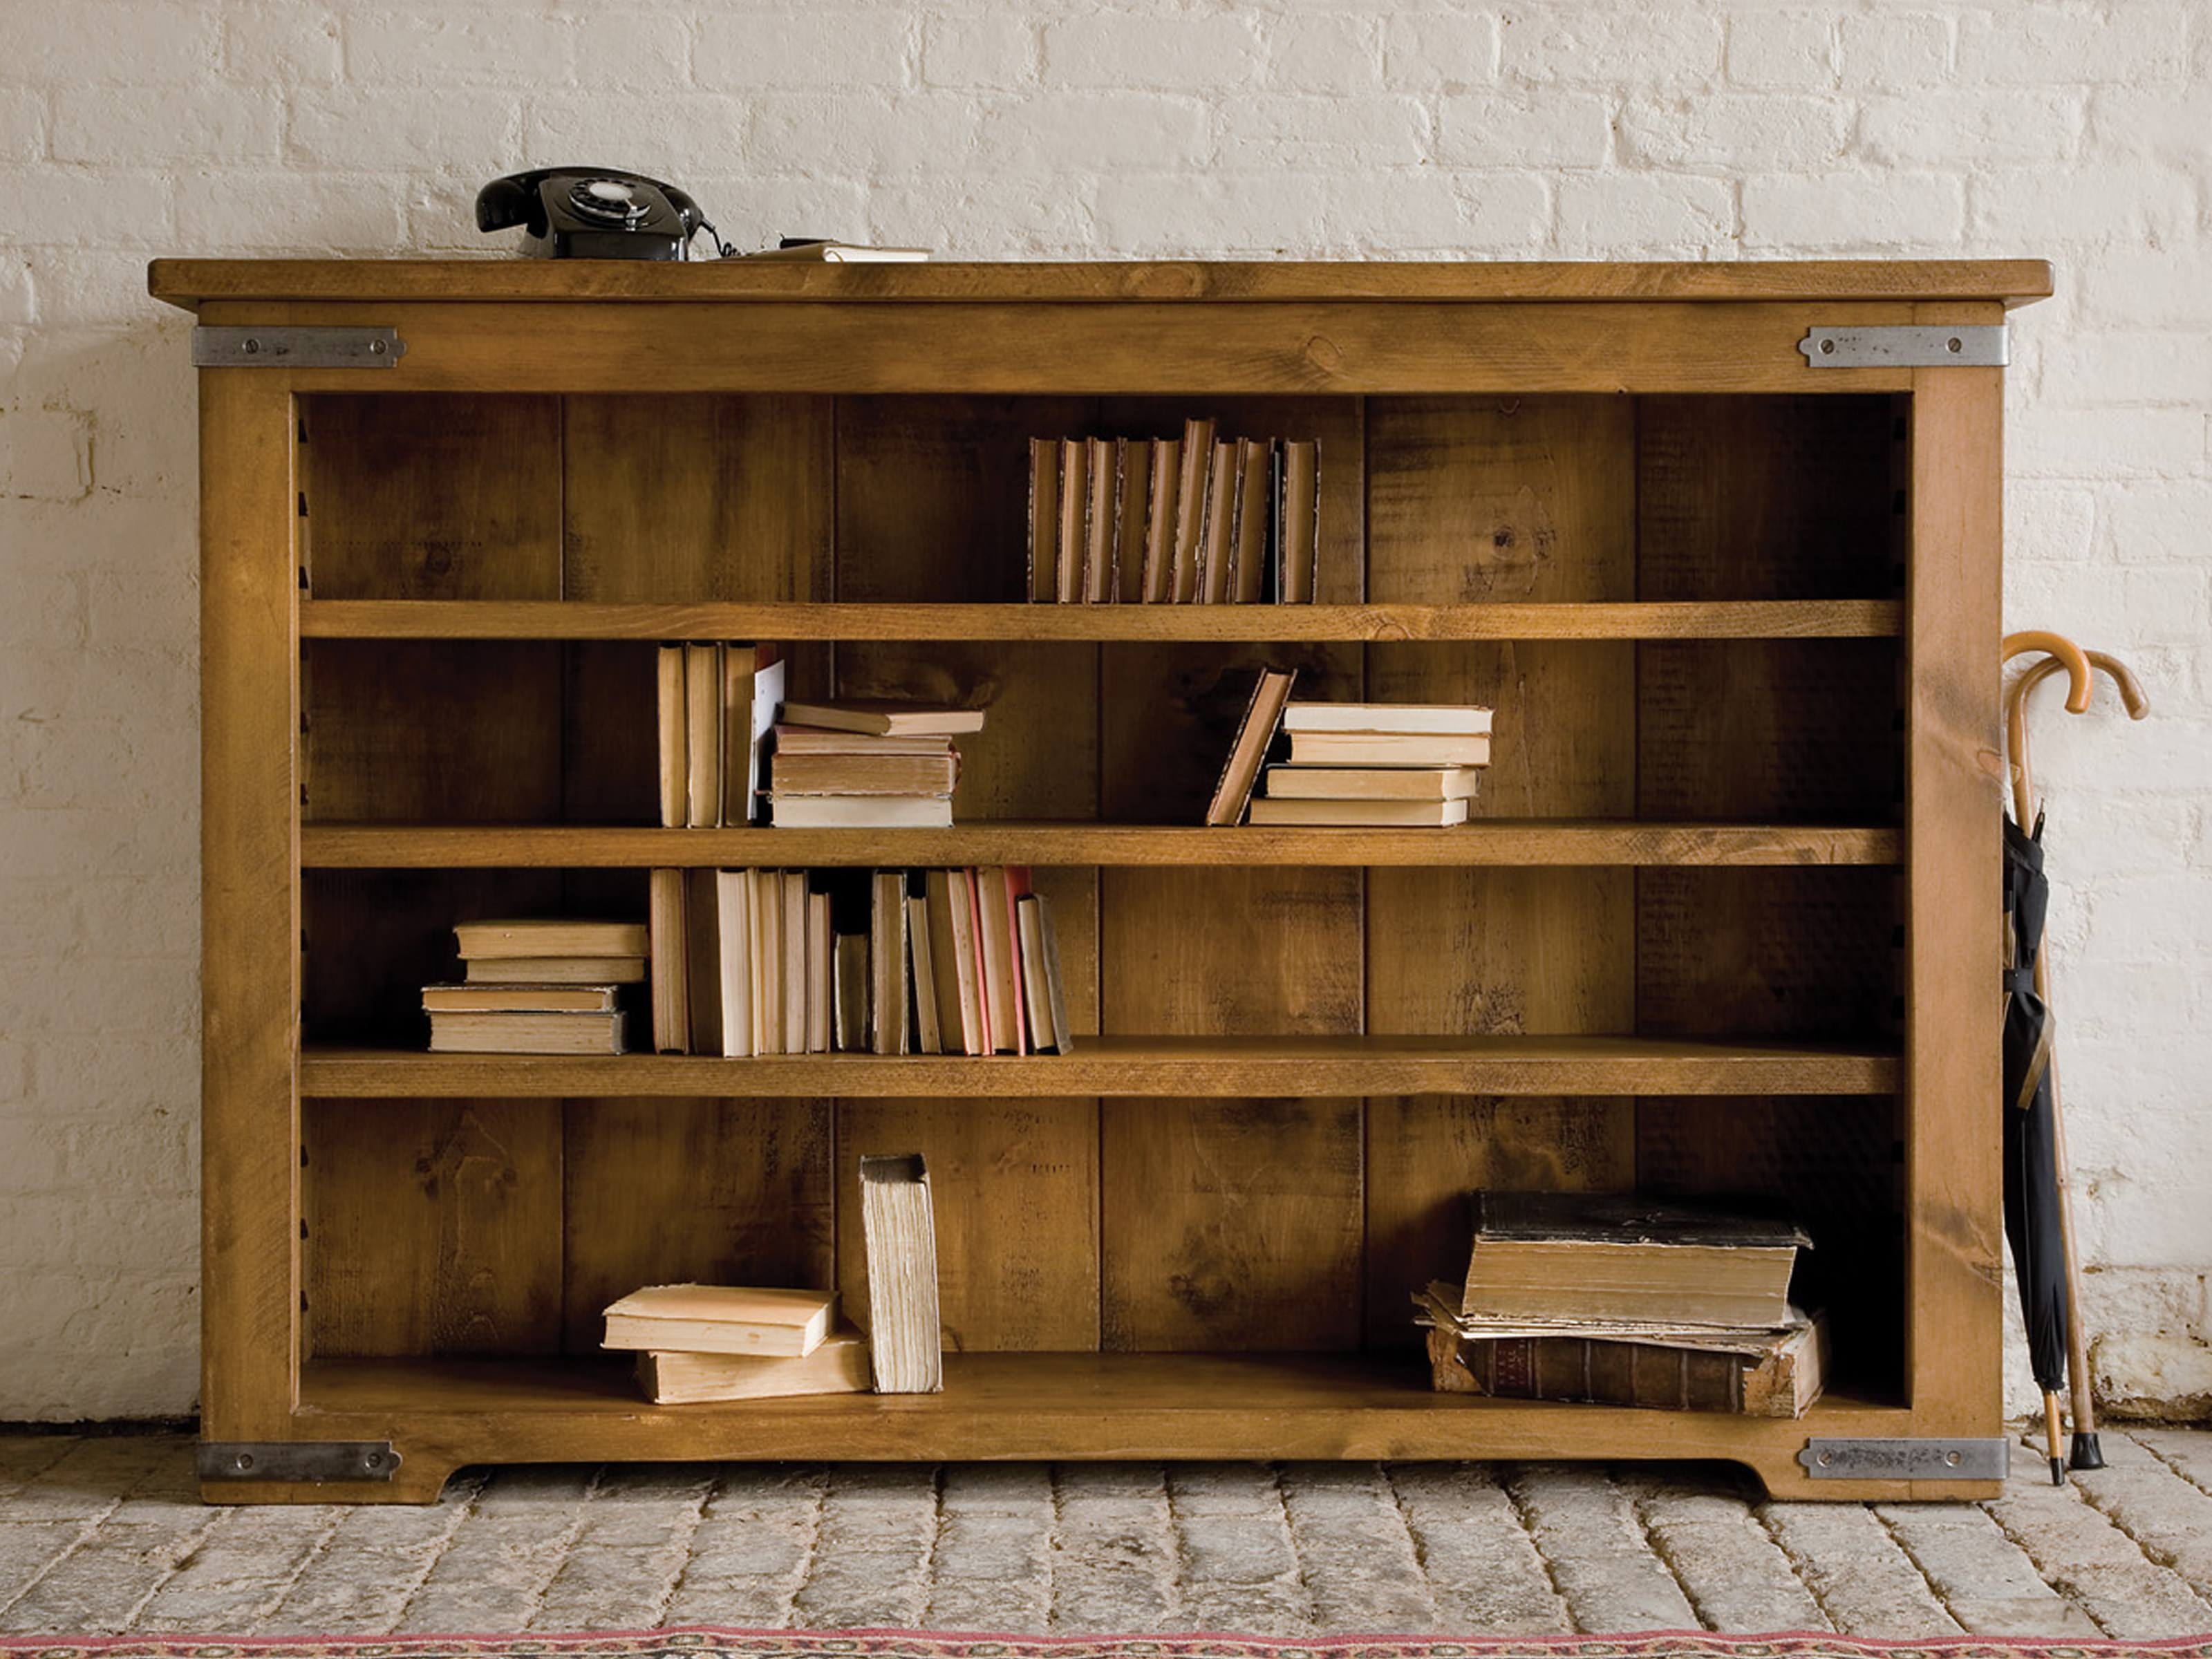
[153,257,2049,1503]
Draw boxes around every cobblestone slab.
[1387,1465,1569,1635]
[3,1432,2212,1638]
[1758,1499,1962,1636]
[1507,1466,1699,1633]
[1625,1470,1828,1633]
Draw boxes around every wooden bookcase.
[153,257,2050,1503]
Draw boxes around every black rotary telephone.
[476,168,735,261]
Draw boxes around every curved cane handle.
[2005,647,2150,824]
[2004,631,2093,713]
[2086,650,2150,721]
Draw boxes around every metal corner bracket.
[1798,325,2008,368]
[191,326,406,368]
[1797,1436,2009,1481]
[198,1440,403,1483]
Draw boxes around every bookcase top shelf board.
[299,822,1900,870]
[299,599,1904,643]
[302,1034,1899,1100]
[149,257,2054,310]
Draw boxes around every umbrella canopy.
[2003,811,2070,1479]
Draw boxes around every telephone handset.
[476,168,734,261]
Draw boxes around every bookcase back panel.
[837,1099,1101,1352]
[305,1098,563,1359]
[1636,868,1896,1040]
[560,1098,835,1353]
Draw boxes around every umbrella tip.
[2070,1432,2106,1472]
[2050,1455,2067,1486]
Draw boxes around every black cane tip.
[2070,1432,2105,1472]
[2050,1455,2066,1486]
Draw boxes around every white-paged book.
[1280,702,1494,735]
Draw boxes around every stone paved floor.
[3,1429,2212,1638]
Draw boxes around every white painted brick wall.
[0,0,2205,1424]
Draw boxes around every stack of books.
[1416,1192,1828,1418]
[605,1284,869,1405]
[766,702,983,830]
[657,643,784,828]
[1027,420,1319,605]
[647,865,1074,1058]
[1201,676,1493,829]
[424,918,647,1053]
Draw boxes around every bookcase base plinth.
[266,1354,1998,1505]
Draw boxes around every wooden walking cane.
[2005,643,2150,1472]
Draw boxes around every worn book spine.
[684,643,722,828]
[1083,438,1114,603]
[1423,1320,1824,1418]
[1143,437,1180,603]
[1027,436,1059,604]
[657,644,686,829]
[1171,418,1214,603]
[648,866,689,1054]
[1056,438,1085,603]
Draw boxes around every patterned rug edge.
[4,1630,2211,1659]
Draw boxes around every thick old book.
[637,1327,872,1405]
[1461,1194,1811,1329]
[859,1154,944,1393]
[870,869,910,1056]
[1264,765,1483,801]
[428,1010,626,1054]
[1248,796,1471,827]
[715,869,753,1058]
[771,749,957,797]
[422,984,619,1013]
[1282,702,1494,735]
[1199,438,1237,603]
[767,795,953,830]
[1016,892,1074,1054]
[906,870,942,1056]
[1230,436,1271,604]
[1424,1313,1828,1417]
[974,865,1022,1054]
[602,1284,837,1358]
[778,701,985,738]
[1114,435,1148,603]
[657,644,686,828]
[454,919,650,959]
[1083,438,1114,603]
[924,869,972,1056]
[1056,436,1085,603]
[466,955,644,985]
[1027,436,1059,604]
[722,647,785,827]
[647,870,688,1054]
[1203,667,1297,827]
[1142,436,1180,603]
[1286,731,1492,768]
[1170,417,1215,603]
[1280,439,1320,603]
[773,726,960,757]
[684,643,722,829]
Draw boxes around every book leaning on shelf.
[647,865,1076,1058]
[1027,422,1319,606]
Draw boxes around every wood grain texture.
[559,1098,834,1353]
[836,1099,1100,1351]
[299,1036,1902,1100]
[1363,395,1639,1350]
[299,598,1904,641]
[304,1099,562,1357]
[151,256,2057,310]
[299,821,1901,870]
[198,371,301,1439]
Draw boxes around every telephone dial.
[476,168,735,261]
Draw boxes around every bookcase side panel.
[299,386,568,1356]
[200,371,304,1438]
[1362,395,1638,1350]
[1902,355,2006,1434]
[834,395,1105,1353]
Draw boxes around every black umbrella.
[2003,811,2069,1486]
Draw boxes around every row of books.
[1205,673,1496,828]
[1416,1193,1826,1417]
[1027,421,1320,606]
[609,1152,942,1403]
[425,918,647,1053]
[657,650,984,830]
[648,865,1073,1058]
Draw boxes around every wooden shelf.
[301,1034,1899,1098]
[299,821,1900,870]
[298,599,1904,643]
[294,1352,1911,1472]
